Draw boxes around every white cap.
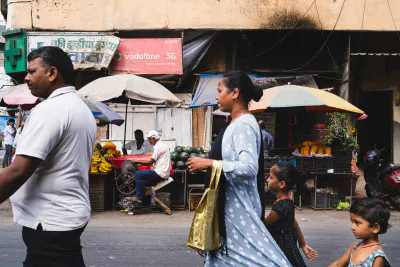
[146,130,160,139]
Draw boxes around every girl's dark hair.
[350,198,391,234]
[222,72,263,103]
[272,162,304,192]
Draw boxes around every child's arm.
[329,242,357,267]
[294,219,318,260]
[264,210,281,228]
[372,256,385,267]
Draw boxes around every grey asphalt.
[0,200,399,267]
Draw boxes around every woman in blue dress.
[187,72,291,267]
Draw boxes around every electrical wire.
[350,0,367,75]
[289,0,347,71]
[312,74,345,81]
[314,0,339,69]
[386,0,400,45]
[239,0,316,62]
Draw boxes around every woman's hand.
[186,157,213,173]
[302,245,318,260]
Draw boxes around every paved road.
[0,200,399,267]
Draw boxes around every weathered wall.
[6,0,400,31]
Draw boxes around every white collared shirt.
[10,86,96,231]
[126,140,153,155]
[151,140,170,179]
[4,124,15,145]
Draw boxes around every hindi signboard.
[26,32,120,70]
[111,38,183,74]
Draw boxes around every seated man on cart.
[124,129,153,155]
[130,130,170,206]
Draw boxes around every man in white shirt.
[0,46,96,267]
[124,129,153,155]
[130,130,170,206]
[4,118,16,166]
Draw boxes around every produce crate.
[310,192,329,209]
[89,172,113,191]
[334,164,352,173]
[328,194,343,209]
[89,190,112,212]
[315,158,334,172]
[264,157,277,169]
[296,157,316,172]
[333,151,352,173]
[277,157,297,167]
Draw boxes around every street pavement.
[1,199,399,267]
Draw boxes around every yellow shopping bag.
[186,160,222,251]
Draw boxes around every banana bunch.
[90,165,99,173]
[92,156,102,165]
[91,153,111,173]
[99,159,112,173]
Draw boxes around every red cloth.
[108,154,174,175]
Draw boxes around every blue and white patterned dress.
[205,114,291,267]
[348,241,391,267]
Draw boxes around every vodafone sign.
[111,38,183,74]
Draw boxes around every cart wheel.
[116,172,136,195]
[122,197,135,210]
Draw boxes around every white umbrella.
[78,74,182,153]
[77,74,181,107]
[0,84,124,126]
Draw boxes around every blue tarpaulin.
[190,74,222,108]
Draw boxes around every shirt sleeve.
[16,108,63,160]
[222,121,259,180]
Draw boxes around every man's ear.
[48,66,58,82]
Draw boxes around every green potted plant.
[323,113,359,152]
[323,113,358,172]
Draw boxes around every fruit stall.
[89,142,120,211]
[88,139,208,212]
[169,145,209,210]
[262,112,360,210]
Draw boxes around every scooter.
[364,148,400,210]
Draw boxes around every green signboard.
[2,29,26,73]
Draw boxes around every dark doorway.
[357,91,393,165]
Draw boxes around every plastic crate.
[333,151,352,172]
[89,189,113,212]
[328,195,343,209]
[315,158,334,172]
[310,192,329,208]
[264,157,277,169]
[296,157,316,172]
[277,157,297,167]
